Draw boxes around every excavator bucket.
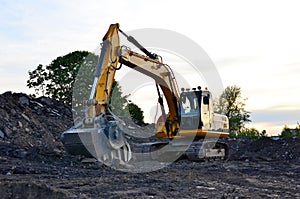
[61,120,132,164]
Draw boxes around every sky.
[1,0,300,135]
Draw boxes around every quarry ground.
[0,154,299,198]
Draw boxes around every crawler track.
[185,141,228,161]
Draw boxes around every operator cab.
[179,86,212,130]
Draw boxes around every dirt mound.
[226,136,300,162]
[0,92,73,159]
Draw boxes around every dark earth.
[0,92,299,198]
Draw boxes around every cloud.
[245,108,300,136]
[215,56,261,68]
[251,109,300,123]
[247,108,300,135]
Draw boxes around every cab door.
[201,92,212,130]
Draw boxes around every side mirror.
[203,96,209,105]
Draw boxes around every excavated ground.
[0,92,299,198]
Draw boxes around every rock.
[4,127,12,137]
[0,92,74,160]
[128,125,136,129]
[19,96,29,106]
[13,149,28,158]
[0,129,4,138]
[40,97,52,105]
[10,109,17,115]
[18,121,23,128]
[53,148,62,154]
[21,113,30,122]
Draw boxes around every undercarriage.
[62,127,228,164]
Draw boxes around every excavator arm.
[89,23,120,115]
[120,47,181,137]
[89,23,181,137]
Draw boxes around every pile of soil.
[0,92,73,159]
[226,136,300,162]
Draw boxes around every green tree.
[27,64,47,95]
[27,51,97,105]
[280,125,294,138]
[296,123,300,138]
[109,82,145,124]
[128,103,144,124]
[260,130,267,137]
[238,127,260,138]
[109,81,130,117]
[215,85,251,136]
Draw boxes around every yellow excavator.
[61,23,229,164]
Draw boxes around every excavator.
[61,23,229,165]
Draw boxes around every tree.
[215,85,251,136]
[27,51,145,124]
[280,124,300,138]
[109,81,130,117]
[280,125,293,138]
[260,130,267,137]
[27,51,97,105]
[239,127,259,138]
[109,81,144,124]
[238,127,264,139]
[128,103,144,124]
[27,64,47,96]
